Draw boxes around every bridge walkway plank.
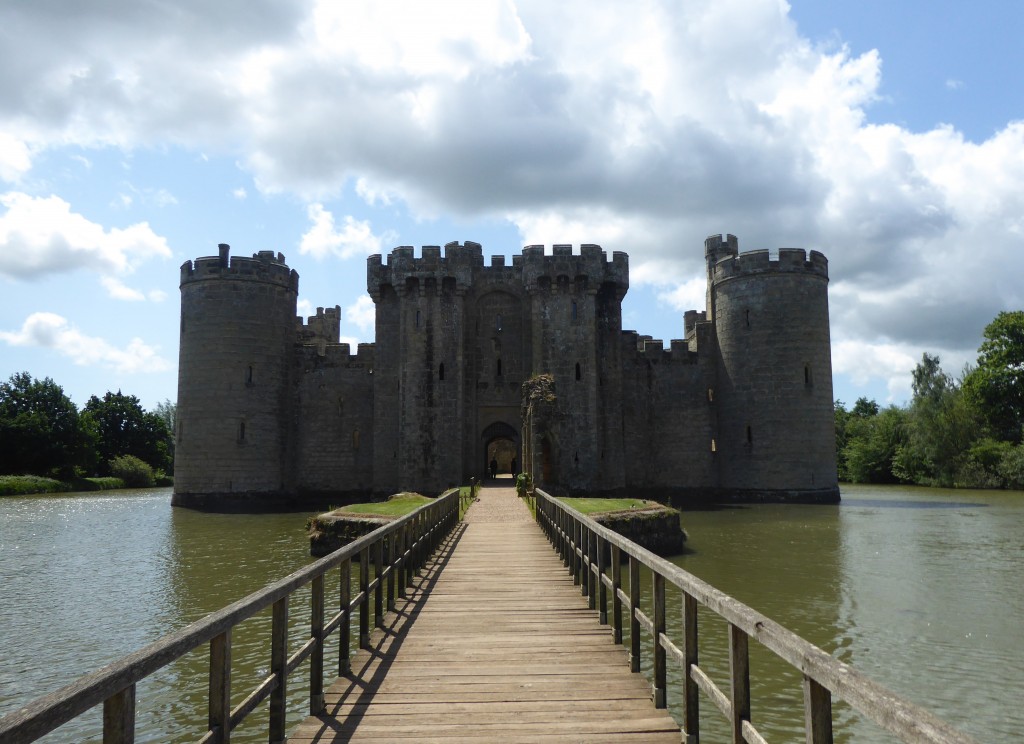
[287,485,680,743]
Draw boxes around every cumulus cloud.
[0,192,171,279]
[0,312,169,373]
[299,203,394,260]
[1,0,1023,397]
[0,133,31,182]
[345,295,376,335]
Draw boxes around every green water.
[1,485,1021,741]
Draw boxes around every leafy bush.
[515,471,532,497]
[109,455,155,488]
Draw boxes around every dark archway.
[480,421,519,479]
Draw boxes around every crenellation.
[176,234,838,511]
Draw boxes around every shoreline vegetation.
[0,473,174,496]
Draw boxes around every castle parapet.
[297,305,341,344]
[181,244,299,292]
[521,243,629,295]
[367,242,483,299]
[711,246,829,283]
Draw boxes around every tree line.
[0,371,175,485]
[836,311,1024,489]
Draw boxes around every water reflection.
[2,484,1022,742]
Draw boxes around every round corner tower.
[706,234,839,501]
[173,244,299,511]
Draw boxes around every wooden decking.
[288,485,680,743]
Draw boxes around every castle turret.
[173,244,299,510]
[707,236,838,501]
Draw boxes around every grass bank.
[330,492,434,518]
[558,497,658,516]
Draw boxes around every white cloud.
[296,298,314,318]
[0,133,32,182]
[0,312,169,373]
[946,78,964,90]
[299,203,393,260]
[0,192,171,279]
[101,276,145,301]
[345,295,375,334]
[1,0,1023,400]
[232,186,248,199]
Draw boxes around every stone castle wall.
[173,236,840,511]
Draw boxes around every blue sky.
[1,0,1022,413]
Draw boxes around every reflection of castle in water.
[173,234,838,511]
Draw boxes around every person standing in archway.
[511,457,517,476]
[490,457,498,479]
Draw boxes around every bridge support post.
[611,543,622,643]
[729,625,751,744]
[629,556,640,673]
[339,559,351,675]
[269,597,288,744]
[103,684,135,744]
[682,592,699,742]
[803,676,833,743]
[310,574,325,714]
[653,573,666,708]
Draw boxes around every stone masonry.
[172,235,839,511]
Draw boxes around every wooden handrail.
[0,490,460,744]
[534,489,979,744]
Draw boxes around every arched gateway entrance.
[480,421,520,479]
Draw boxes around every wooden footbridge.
[0,482,978,743]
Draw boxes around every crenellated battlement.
[367,241,484,298]
[621,331,699,365]
[180,243,299,292]
[296,306,341,344]
[520,243,628,294]
[366,241,629,299]
[295,340,375,365]
[710,246,828,284]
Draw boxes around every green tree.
[0,372,92,477]
[963,311,1024,443]
[153,399,176,474]
[843,405,906,483]
[895,354,985,487]
[83,391,172,475]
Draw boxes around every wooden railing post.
[339,558,351,675]
[804,675,834,744]
[629,555,640,673]
[359,547,370,648]
[102,685,135,744]
[397,523,408,598]
[729,624,751,744]
[653,572,666,708]
[597,535,608,625]
[386,533,396,613]
[374,539,384,628]
[209,630,231,743]
[611,543,622,644]
[682,592,699,744]
[269,596,289,744]
[572,520,581,586]
[582,526,591,600]
[310,574,325,714]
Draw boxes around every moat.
[1,484,1021,742]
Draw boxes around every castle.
[172,235,839,511]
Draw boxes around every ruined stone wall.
[173,245,298,509]
[292,343,374,496]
